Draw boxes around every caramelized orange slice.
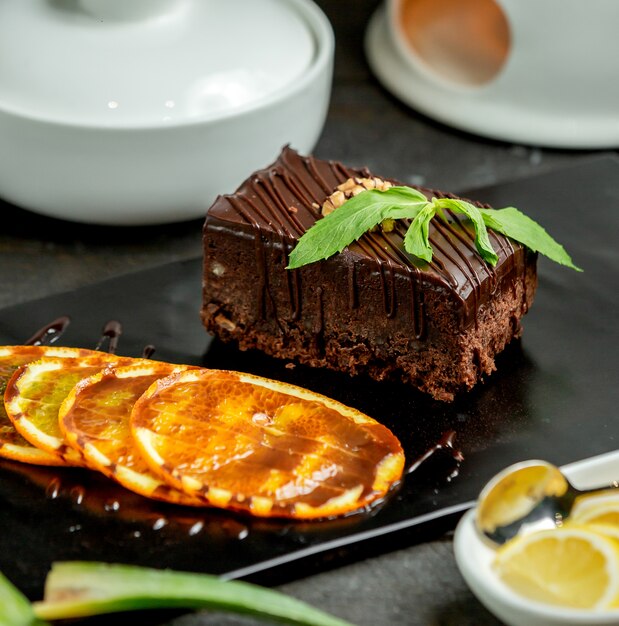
[0,346,96,466]
[5,354,141,465]
[131,369,405,519]
[59,363,206,506]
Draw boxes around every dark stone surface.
[0,1,608,624]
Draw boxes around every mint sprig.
[286,186,581,271]
[436,198,499,266]
[478,205,577,269]
[286,186,427,268]
[403,201,436,263]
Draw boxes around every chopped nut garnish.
[336,178,357,193]
[329,190,346,208]
[321,199,336,215]
[322,177,394,235]
[322,177,392,216]
[214,314,236,332]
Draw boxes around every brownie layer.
[201,148,537,401]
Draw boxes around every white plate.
[365,4,619,149]
[454,450,619,626]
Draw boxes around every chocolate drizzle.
[142,344,156,359]
[348,263,358,310]
[286,268,301,321]
[25,316,71,346]
[205,147,529,337]
[406,430,464,477]
[313,286,325,356]
[96,320,122,354]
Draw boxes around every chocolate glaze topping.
[205,147,528,332]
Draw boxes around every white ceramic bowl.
[0,0,333,225]
[454,450,619,626]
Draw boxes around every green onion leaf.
[33,562,353,626]
[0,572,49,626]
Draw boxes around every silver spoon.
[475,459,619,547]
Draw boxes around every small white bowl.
[454,450,619,626]
[0,0,333,225]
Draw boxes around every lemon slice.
[493,525,619,609]
[582,523,619,542]
[572,494,619,526]
[0,346,97,466]
[59,363,205,506]
[131,368,405,519]
[5,354,141,465]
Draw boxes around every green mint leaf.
[286,186,427,269]
[286,182,580,273]
[403,203,436,262]
[478,206,582,271]
[433,198,499,266]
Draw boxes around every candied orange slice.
[5,354,142,465]
[59,363,206,506]
[131,369,405,519]
[0,346,96,466]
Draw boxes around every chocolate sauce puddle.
[24,316,71,346]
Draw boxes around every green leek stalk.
[33,562,354,626]
[0,572,49,626]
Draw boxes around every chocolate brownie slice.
[201,147,537,401]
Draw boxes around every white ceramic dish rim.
[454,449,619,624]
[0,0,333,131]
[364,4,619,149]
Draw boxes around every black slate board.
[1,156,618,600]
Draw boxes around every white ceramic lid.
[0,0,317,126]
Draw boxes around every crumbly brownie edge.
[201,255,537,402]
